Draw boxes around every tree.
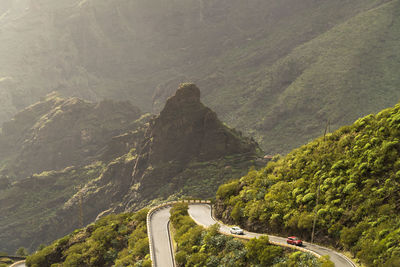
[16,247,27,257]
[37,244,46,251]
[245,236,283,265]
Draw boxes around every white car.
[230,226,244,235]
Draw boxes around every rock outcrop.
[121,83,260,210]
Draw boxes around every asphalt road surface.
[149,206,174,267]
[188,204,355,267]
[9,262,25,267]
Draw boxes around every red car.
[287,236,303,246]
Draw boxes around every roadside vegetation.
[215,102,400,266]
[0,249,27,267]
[0,256,14,267]
[170,203,332,266]
[25,210,151,267]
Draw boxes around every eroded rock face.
[0,93,142,180]
[138,83,255,169]
[44,83,260,241]
[122,83,260,210]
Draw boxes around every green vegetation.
[26,209,151,267]
[216,102,400,266]
[147,154,262,201]
[15,247,27,257]
[170,203,331,266]
[0,94,146,253]
[0,256,15,267]
[222,0,400,153]
[0,163,105,253]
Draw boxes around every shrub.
[216,180,240,200]
[26,210,150,266]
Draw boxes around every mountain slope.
[230,0,400,153]
[0,162,105,254]
[25,210,151,267]
[0,94,147,253]
[0,84,262,253]
[0,93,142,180]
[120,83,261,210]
[0,0,398,154]
[215,101,400,266]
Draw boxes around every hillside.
[230,0,400,153]
[0,93,143,180]
[169,203,332,267]
[25,209,151,267]
[1,0,399,153]
[0,84,262,253]
[24,203,334,267]
[215,101,400,266]
[0,94,147,253]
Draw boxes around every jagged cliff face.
[140,83,255,166]
[0,84,262,253]
[122,83,260,210]
[0,94,142,180]
[67,84,260,215]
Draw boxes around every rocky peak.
[123,83,260,209]
[138,83,257,168]
[166,82,201,105]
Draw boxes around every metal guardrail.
[146,199,211,267]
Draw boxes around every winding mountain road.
[148,202,356,267]
[188,204,356,267]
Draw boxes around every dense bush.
[0,256,15,267]
[216,103,400,266]
[26,209,151,267]
[170,203,330,266]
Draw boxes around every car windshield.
[232,227,240,230]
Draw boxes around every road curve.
[9,261,26,267]
[148,206,175,267]
[188,204,356,267]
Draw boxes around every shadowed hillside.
[0,93,142,180]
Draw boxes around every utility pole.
[311,120,330,244]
